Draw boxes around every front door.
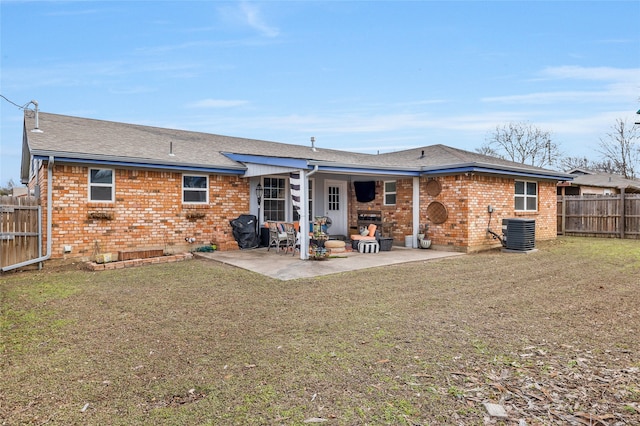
[324,180,347,236]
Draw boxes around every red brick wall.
[348,179,414,242]
[38,162,558,259]
[348,174,558,252]
[40,163,247,260]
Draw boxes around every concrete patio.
[194,246,464,280]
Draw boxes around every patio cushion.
[358,240,379,253]
[351,223,378,242]
[325,240,346,249]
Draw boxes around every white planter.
[419,239,432,249]
[405,235,416,248]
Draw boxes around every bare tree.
[559,156,622,174]
[597,119,640,180]
[478,122,561,168]
[0,179,16,196]
[560,156,592,171]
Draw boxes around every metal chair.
[267,222,288,253]
[283,224,299,256]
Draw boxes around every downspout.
[2,156,54,271]
[307,164,319,178]
[300,165,319,260]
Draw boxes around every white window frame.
[383,180,397,206]
[263,176,287,222]
[182,174,209,204]
[514,180,538,212]
[88,168,115,202]
[307,178,314,221]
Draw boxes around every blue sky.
[1,0,639,184]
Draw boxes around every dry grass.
[1,237,639,425]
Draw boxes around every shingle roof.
[568,173,640,192]
[24,110,372,171]
[23,110,571,180]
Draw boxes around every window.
[89,168,114,202]
[384,181,396,205]
[515,180,537,211]
[328,184,341,212]
[183,175,208,203]
[263,177,286,221]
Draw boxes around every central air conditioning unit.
[501,218,535,252]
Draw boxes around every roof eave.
[308,160,420,176]
[421,162,574,181]
[222,153,310,169]
[32,152,245,175]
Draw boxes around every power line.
[0,94,31,110]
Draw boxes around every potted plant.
[418,224,431,249]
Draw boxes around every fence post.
[561,195,566,235]
[620,188,625,239]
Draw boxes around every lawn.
[1,237,639,425]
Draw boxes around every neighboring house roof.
[564,173,640,193]
[21,110,572,182]
[566,168,596,175]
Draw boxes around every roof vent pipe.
[30,100,43,133]
[311,136,316,152]
[420,150,425,159]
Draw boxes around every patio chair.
[284,224,300,256]
[350,223,378,250]
[267,222,288,253]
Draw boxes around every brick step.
[118,249,164,261]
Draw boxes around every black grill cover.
[230,214,259,249]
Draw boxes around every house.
[558,169,640,195]
[19,109,571,264]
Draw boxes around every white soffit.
[243,163,298,177]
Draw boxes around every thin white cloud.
[3,60,201,91]
[482,90,616,105]
[45,8,101,17]
[483,65,640,105]
[109,86,157,95]
[239,2,279,38]
[540,65,640,82]
[186,99,249,108]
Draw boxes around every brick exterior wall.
[348,174,558,252]
[38,163,248,260]
[36,162,558,260]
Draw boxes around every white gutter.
[2,156,54,271]
[307,164,319,178]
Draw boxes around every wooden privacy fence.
[557,193,640,238]
[0,196,41,269]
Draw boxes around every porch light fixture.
[255,183,263,230]
[256,183,263,205]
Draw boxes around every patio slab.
[194,246,464,280]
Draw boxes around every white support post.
[412,176,420,248]
[298,169,309,259]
